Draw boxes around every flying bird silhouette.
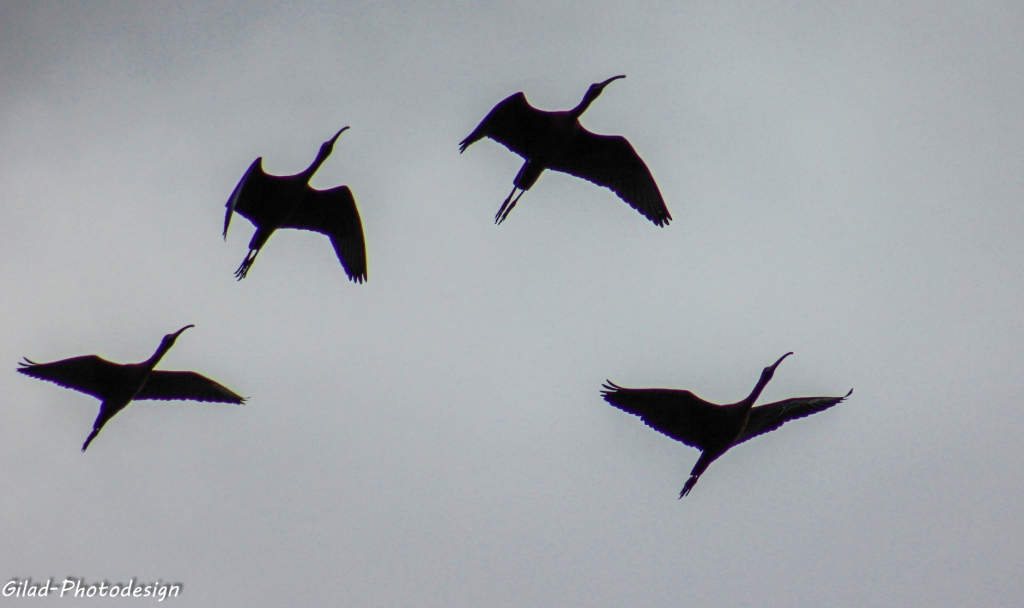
[224,127,367,282]
[18,325,244,451]
[459,75,671,226]
[602,353,850,497]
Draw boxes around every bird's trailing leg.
[679,450,719,498]
[679,475,700,498]
[81,429,100,452]
[82,410,113,452]
[495,186,525,224]
[234,249,260,280]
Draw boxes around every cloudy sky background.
[2,1,1022,606]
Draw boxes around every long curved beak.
[597,75,627,89]
[172,325,195,338]
[329,126,350,144]
[769,352,794,371]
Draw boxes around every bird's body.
[18,325,244,451]
[460,75,671,226]
[602,353,851,497]
[224,127,367,282]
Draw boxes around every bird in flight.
[460,75,671,226]
[18,325,244,451]
[224,127,367,282]
[602,353,850,497]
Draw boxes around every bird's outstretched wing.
[282,185,367,283]
[17,356,124,399]
[549,131,671,226]
[135,371,245,404]
[459,92,552,159]
[735,389,851,446]
[601,382,725,449]
[224,158,291,237]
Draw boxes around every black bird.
[459,75,671,226]
[602,353,850,497]
[18,325,244,451]
[224,127,367,281]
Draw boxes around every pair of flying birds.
[222,75,669,283]
[18,76,850,497]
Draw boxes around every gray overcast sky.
[2,1,1023,606]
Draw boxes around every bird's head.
[160,325,194,350]
[320,126,350,157]
[760,352,793,383]
[588,75,626,97]
[574,76,627,117]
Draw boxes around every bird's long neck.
[301,147,332,181]
[142,340,175,371]
[569,89,602,120]
[738,373,774,410]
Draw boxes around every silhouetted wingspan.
[601,382,724,449]
[281,185,367,283]
[135,371,245,404]
[224,158,291,236]
[459,92,552,158]
[735,389,851,446]
[549,131,671,226]
[17,356,124,399]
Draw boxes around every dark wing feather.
[459,92,553,158]
[282,186,367,283]
[601,381,726,449]
[17,355,125,399]
[735,389,852,446]
[135,371,245,404]
[549,131,671,226]
[224,158,292,236]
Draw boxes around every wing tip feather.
[601,381,626,404]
